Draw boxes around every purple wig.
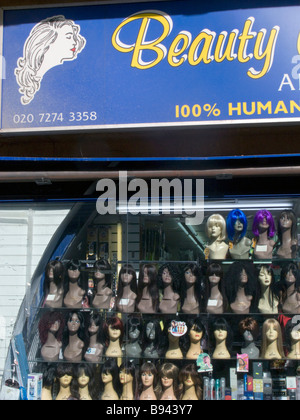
[252,209,276,238]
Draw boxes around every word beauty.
[112,11,279,79]
[96,171,204,226]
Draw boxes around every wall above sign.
[1,0,300,132]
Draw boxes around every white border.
[2,116,300,134]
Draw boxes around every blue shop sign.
[1,1,300,132]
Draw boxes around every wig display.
[275,210,298,259]
[39,311,65,362]
[226,209,251,259]
[103,316,124,358]
[100,358,121,400]
[92,259,113,309]
[115,264,137,313]
[73,363,98,400]
[136,263,159,314]
[209,317,233,359]
[256,264,279,314]
[180,262,204,314]
[276,262,300,314]
[119,360,138,400]
[205,214,229,259]
[84,311,104,363]
[137,361,160,400]
[252,210,276,260]
[203,262,228,314]
[158,362,180,400]
[178,363,202,400]
[63,259,87,308]
[225,261,258,314]
[238,317,260,359]
[63,311,87,363]
[157,263,181,314]
[260,318,285,359]
[43,260,65,308]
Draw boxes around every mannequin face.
[161,376,173,389]
[162,268,172,285]
[259,217,269,230]
[68,268,80,280]
[208,223,221,239]
[208,273,220,285]
[78,371,90,388]
[280,213,292,229]
[141,371,154,387]
[234,219,244,232]
[291,328,300,342]
[94,269,105,280]
[189,325,203,343]
[266,324,278,343]
[102,371,113,384]
[243,330,254,342]
[59,374,72,388]
[121,271,133,285]
[214,328,227,342]
[108,325,121,340]
[286,269,296,284]
[185,269,196,284]
[49,319,61,334]
[68,313,80,333]
[143,268,149,284]
[48,268,54,280]
[240,269,248,284]
[119,370,133,385]
[88,320,99,335]
[129,325,140,340]
[146,322,156,341]
[184,374,194,388]
[259,267,272,287]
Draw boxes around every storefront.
[1,0,300,401]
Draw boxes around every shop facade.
[1,0,300,401]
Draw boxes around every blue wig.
[226,209,248,241]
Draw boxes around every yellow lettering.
[247,26,280,79]
[257,101,272,114]
[274,100,288,114]
[111,11,172,69]
[228,102,242,116]
[188,30,215,66]
[214,31,238,63]
[242,102,256,115]
[168,31,191,67]
[290,100,300,113]
[238,18,256,63]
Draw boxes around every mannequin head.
[74,363,98,400]
[178,364,202,400]
[93,259,112,287]
[100,358,121,397]
[256,264,278,310]
[260,318,284,358]
[87,311,104,343]
[225,261,258,310]
[39,311,65,345]
[277,263,300,303]
[285,318,300,352]
[142,318,162,354]
[116,264,137,298]
[63,311,87,343]
[239,317,260,342]
[44,260,65,294]
[159,363,180,398]
[206,214,227,241]
[157,263,180,293]
[138,362,159,395]
[277,210,297,241]
[119,360,137,397]
[126,316,142,343]
[252,209,276,238]
[64,259,87,296]
[209,317,233,353]
[103,316,124,347]
[56,364,78,399]
[226,209,248,242]
[181,263,203,308]
[203,262,228,311]
[137,263,159,311]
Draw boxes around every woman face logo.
[15,15,86,105]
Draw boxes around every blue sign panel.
[1,1,300,132]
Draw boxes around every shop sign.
[1,1,300,132]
